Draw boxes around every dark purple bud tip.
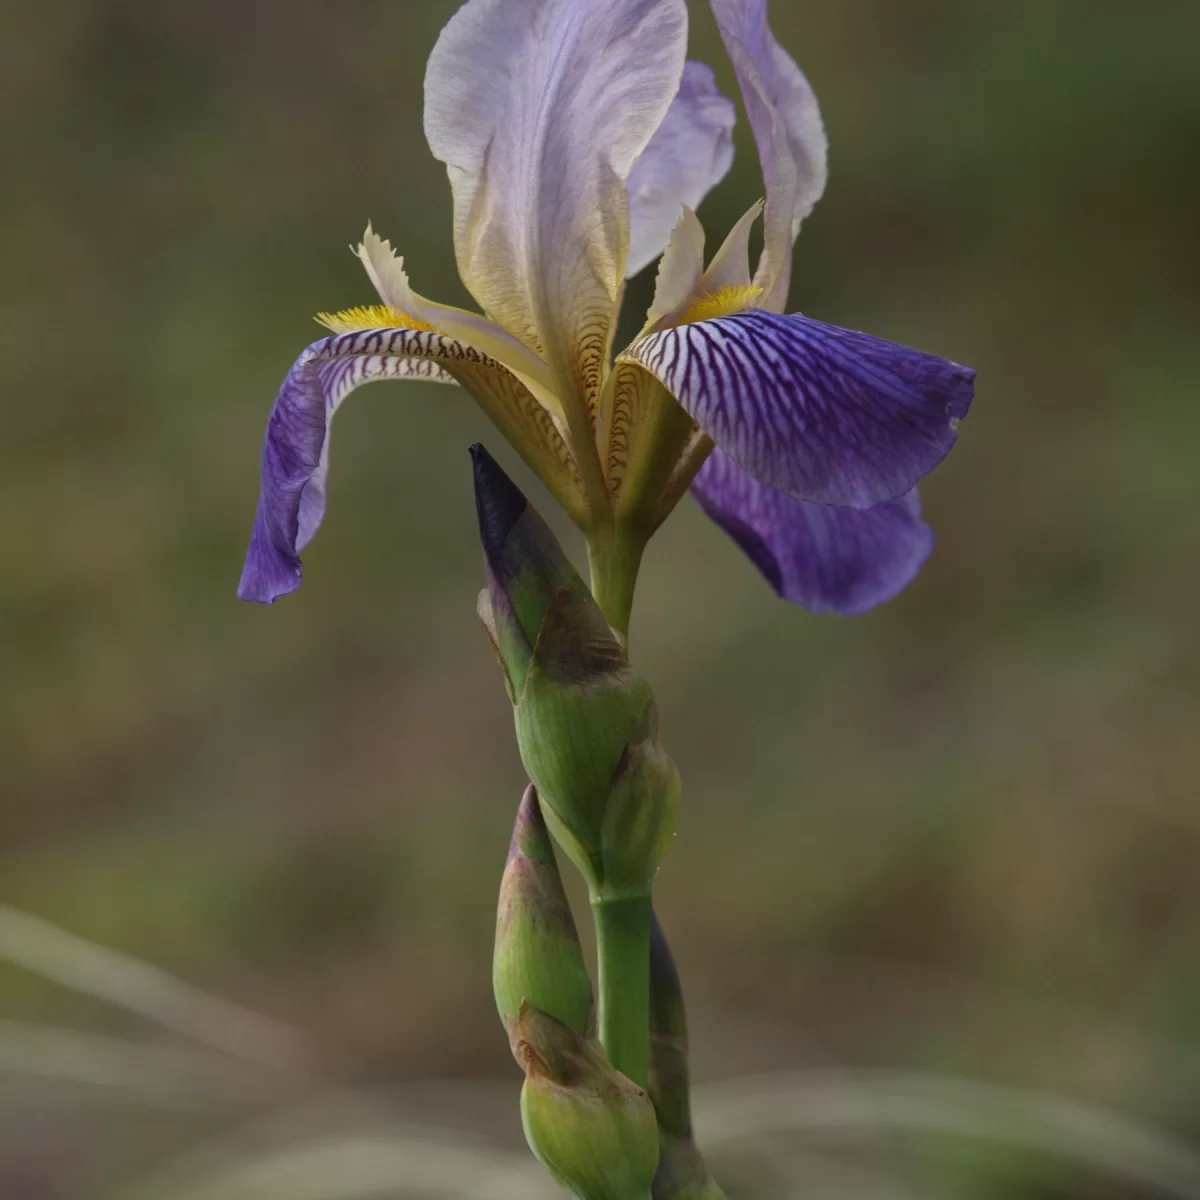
[471,443,528,571]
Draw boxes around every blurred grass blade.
[0,904,309,1073]
[118,1131,560,1200]
[694,1069,1200,1199]
[0,1018,282,1110]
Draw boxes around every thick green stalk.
[588,527,647,643]
[587,544,654,1088]
[591,893,652,1088]
[587,516,654,1088]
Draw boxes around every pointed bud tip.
[470,443,527,568]
[509,784,554,866]
[495,788,593,1041]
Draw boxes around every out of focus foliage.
[1,1,1198,1196]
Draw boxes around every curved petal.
[424,0,688,412]
[692,448,933,614]
[645,207,707,327]
[621,309,975,508]
[626,60,736,278]
[711,0,827,311]
[601,361,697,527]
[642,200,764,332]
[238,329,582,604]
[355,225,559,406]
[694,200,762,295]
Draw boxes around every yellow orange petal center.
[315,305,436,334]
[680,285,764,326]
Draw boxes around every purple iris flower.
[238,0,974,622]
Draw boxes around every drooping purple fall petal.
[238,328,577,605]
[692,447,933,614]
[626,61,737,278]
[710,0,827,311]
[622,309,975,508]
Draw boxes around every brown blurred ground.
[1,1,1199,1196]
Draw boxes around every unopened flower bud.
[494,785,594,1040]
[514,1001,660,1200]
[471,442,581,696]
[472,444,679,895]
[648,915,725,1200]
[601,734,682,895]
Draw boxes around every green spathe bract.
[474,447,679,898]
[648,915,726,1199]
[515,1003,660,1200]
[601,736,682,897]
[514,607,657,889]
[513,598,679,896]
[494,785,594,1040]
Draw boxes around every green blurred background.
[3,1,1199,1196]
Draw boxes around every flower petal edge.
[692,448,934,614]
[621,309,975,508]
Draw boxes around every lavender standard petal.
[692,448,933,615]
[623,309,975,508]
[710,0,827,310]
[626,60,737,277]
[424,0,688,406]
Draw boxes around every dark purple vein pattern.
[624,309,975,508]
[237,329,461,605]
[692,447,933,614]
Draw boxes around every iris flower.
[238,0,974,633]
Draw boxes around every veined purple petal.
[692,448,933,614]
[622,309,975,508]
[626,60,737,278]
[238,332,457,604]
[711,0,827,311]
[237,327,581,605]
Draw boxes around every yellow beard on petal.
[680,285,764,325]
[314,305,436,334]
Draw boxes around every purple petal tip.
[693,450,936,615]
[237,505,303,605]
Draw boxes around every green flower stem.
[588,527,647,643]
[587,520,655,1089]
[591,892,653,1088]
